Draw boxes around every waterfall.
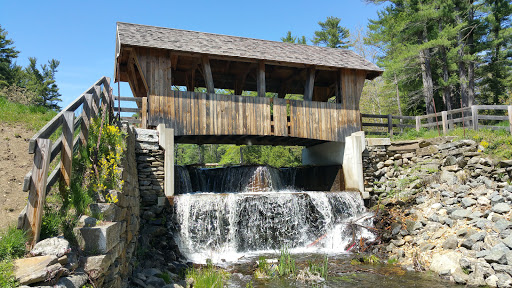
[172,166,374,264]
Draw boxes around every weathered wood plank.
[304,67,315,101]
[273,98,287,137]
[141,97,148,129]
[202,56,215,94]
[258,61,266,98]
[59,112,74,195]
[477,115,509,121]
[80,94,93,147]
[25,138,51,246]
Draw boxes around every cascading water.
[172,166,374,264]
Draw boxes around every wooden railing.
[144,91,360,142]
[362,105,512,136]
[18,77,113,246]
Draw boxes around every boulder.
[493,203,511,214]
[14,255,58,285]
[31,237,70,257]
[429,251,462,275]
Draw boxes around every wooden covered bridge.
[114,22,383,146]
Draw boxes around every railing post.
[472,106,478,131]
[442,111,448,135]
[59,112,74,198]
[142,96,148,129]
[25,138,51,247]
[387,114,393,137]
[508,106,512,136]
[81,94,93,147]
[416,116,421,132]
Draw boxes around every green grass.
[186,259,229,288]
[278,247,297,277]
[0,227,28,288]
[0,227,27,260]
[0,96,58,131]
[308,256,329,279]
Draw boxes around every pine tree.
[25,58,62,109]
[281,31,307,44]
[312,16,351,48]
[0,25,20,87]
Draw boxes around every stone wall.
[364,137,512,287]
[74,124,141,288]
[130,128,187,287]
[363,137,512,204]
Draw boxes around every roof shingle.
[116,22,383,75]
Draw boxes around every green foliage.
[277,247,296,277]
[0,260,17,288]
[387,258,398,265]
[312,16,351,49]
[157,272,172,284]
[0,96,57,130]
[185,259,229,288]
[308,256,329,279]
[0,227,27,260]
[281,31,307,44]
[40,205,62,240]
[0,25,61,109]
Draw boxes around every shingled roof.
[116,22,383,78]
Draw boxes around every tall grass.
[185,259,229,288]
[308,256,329,279]
[278,247,297,277]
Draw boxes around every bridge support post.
[157,124,174,200]
[342,131,366,197]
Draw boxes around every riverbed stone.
[451,209,472,220]
[429,251,462,275]
[493,203,511,214]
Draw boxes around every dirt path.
[0,123,34,230]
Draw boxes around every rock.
[147,275,167,287]
[462,197,477,208]
[496,272,512,288]
[485,248,508,265]
[442,236,459,250]
[429,251,462,275]
[493,263,512,276]
[503,235,512,249]
[493,203,511,214]
[451,209,472,220]
[74,221,122,254]
[384,159,394,167]
[14,255,58,285]
[478,196,491,206]
[440,170,458,185]
[30,237,70,257]
[391,239,405,246]
[54,271,88,288]
[78,215,97,227]
[486,274,499,287]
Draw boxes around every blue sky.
[1,0,384,108]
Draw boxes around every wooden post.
[304,67,316,101]
[59,112,74,197]
[508,106,512,135]
[202,55,214,94]
[387,114,393,136]
[416,116,421,132]
[80,94,93,147]
[442,111,448,135]
[472,105,478,130]
[157,124,174,198]
[257,61,266,98]
[335,69,342,104]
[141,96,148,129]
[25,138,51,247]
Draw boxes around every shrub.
[186,259,229,288]
[278,247,296,277]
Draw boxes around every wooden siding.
[148,91,361,142]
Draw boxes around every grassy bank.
[0,226,28,287]
[0,97,58,131]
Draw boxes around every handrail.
[361,104,512,136]
[18,76,114,247]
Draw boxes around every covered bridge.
[114,22,383,147]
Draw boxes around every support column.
[304,67,315,101]
[157,124,174,201]
[342,131,366,196]
[257,61,266,98]
[202,55,215,94]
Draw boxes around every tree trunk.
[467,2,475,107]
[393,73,403,132]
[456,6,468,108]
[418,28,435,120]
[440,46,452,112]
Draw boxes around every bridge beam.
[257,61,266,98]
[202,55,215,93]
[304,66,316,101]
[157,124,174,198]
